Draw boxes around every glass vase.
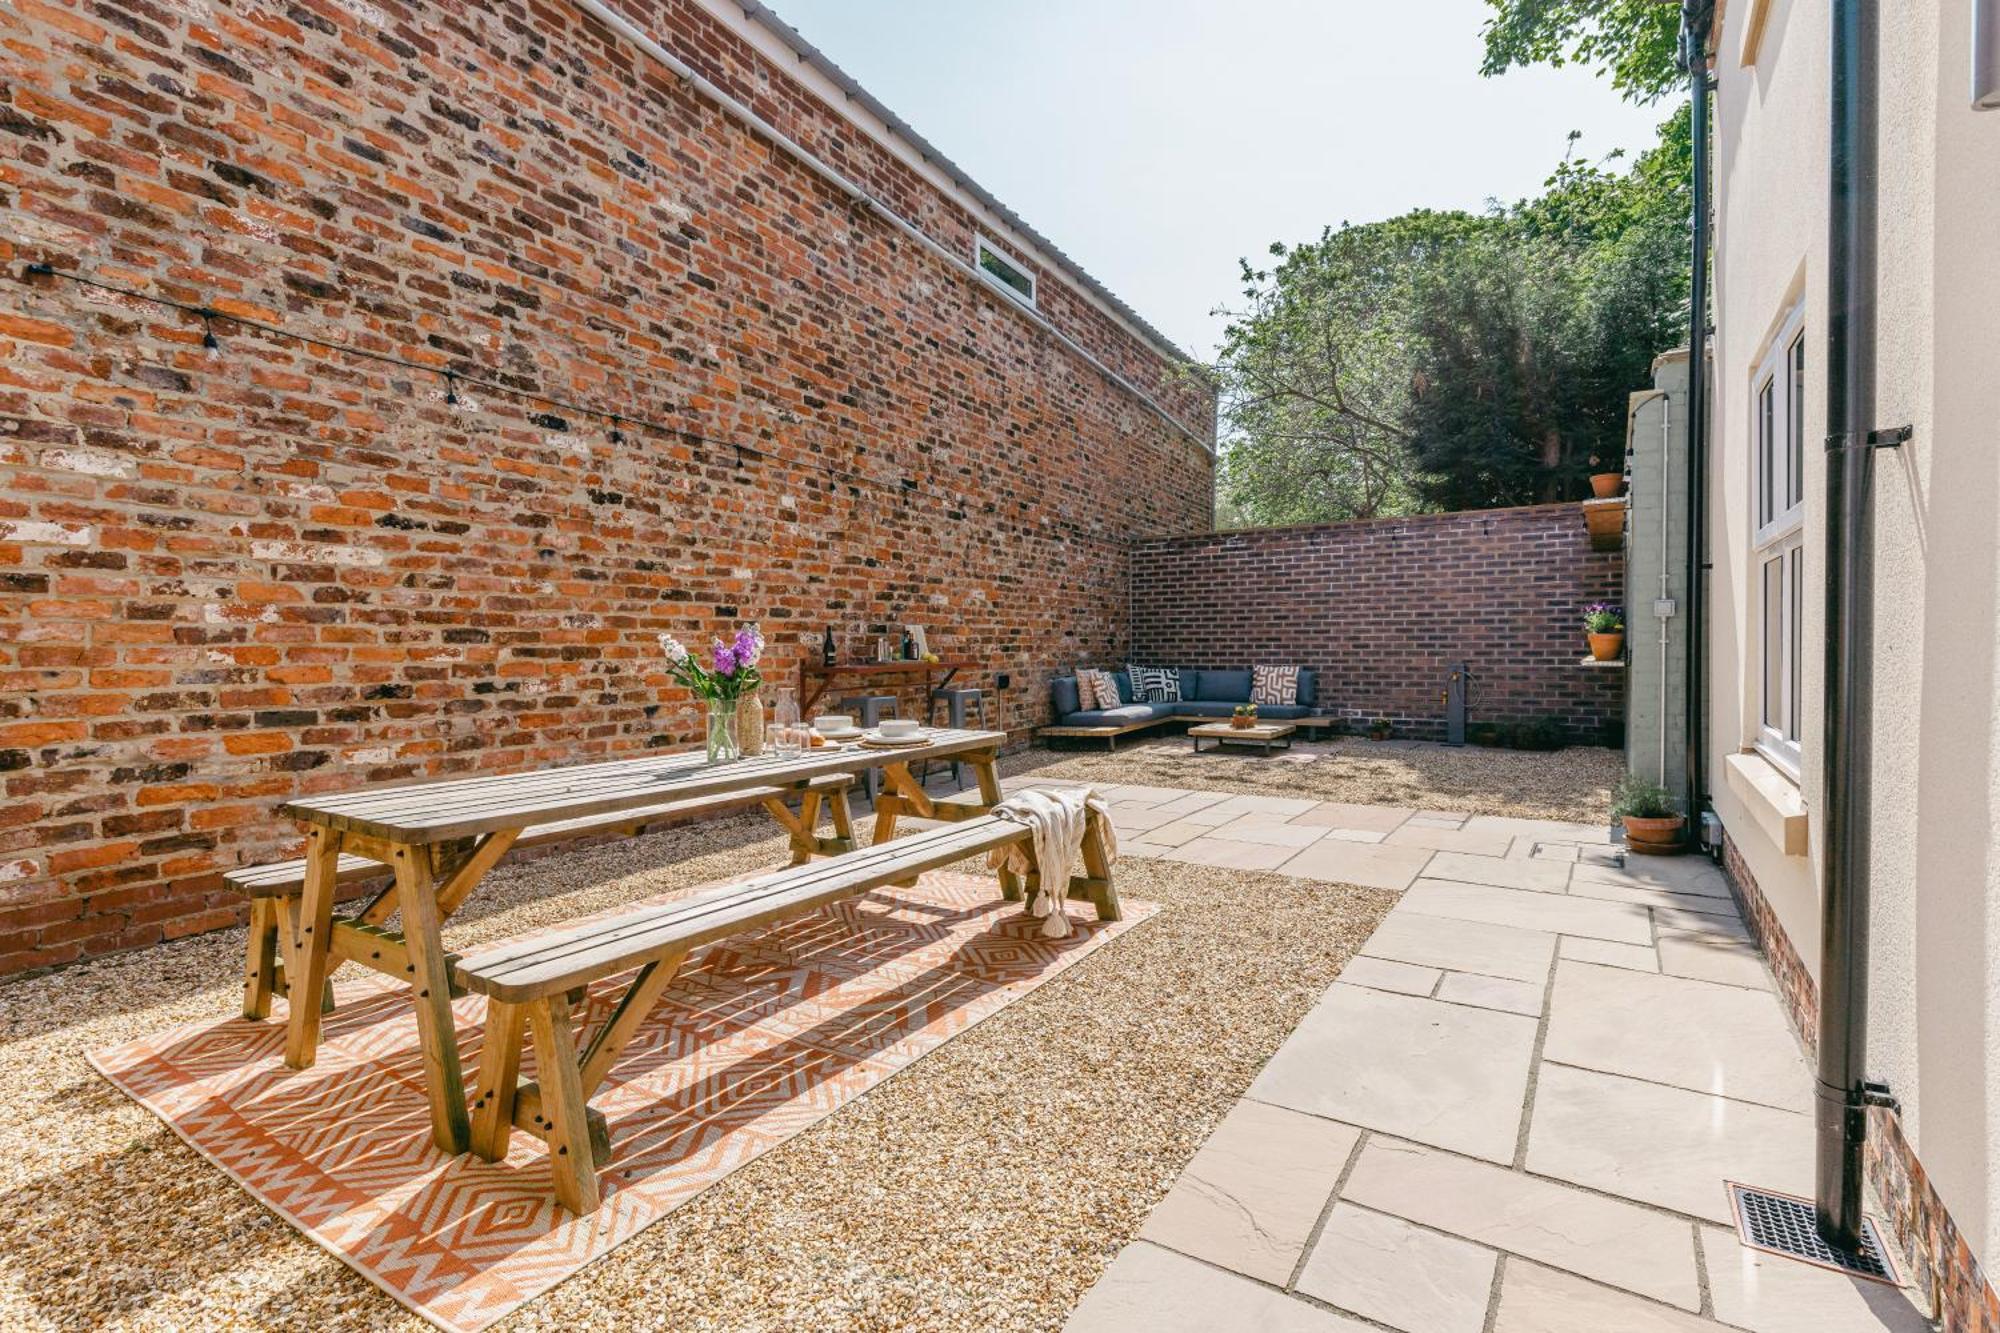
[772,686,803,757]
[705,699,740,764]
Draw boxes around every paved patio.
[1056,783,1932,1333]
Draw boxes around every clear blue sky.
[766,0,1671,359]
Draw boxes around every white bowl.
[878,719,921,738]
[814,715,857,734]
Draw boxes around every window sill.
[1724,750,1809,858]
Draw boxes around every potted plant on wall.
[1584,603,1625,661]
[1612,774,1685,855]
[1589,454,1624,499]
[1367,717,1392,741]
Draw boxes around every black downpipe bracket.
[1816,0,1881,1253]
[1681,1,1714,825]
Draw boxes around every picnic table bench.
[455,808,1118,1214]
[265,729,1013,1157]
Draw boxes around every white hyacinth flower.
[659,633,689,663]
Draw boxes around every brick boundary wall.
[1128,504,1624,742]
[1722,833,2000,1333]
[0,0,1214,978]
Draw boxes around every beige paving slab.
[1139,1101,1360,1285]
[1296,1204,1497,1333]
[1066,1241,1373,1333]
[1437,971,1544,1016]
[1139,819,1218,847]
[1559,936,1661,972]
[1399,879,1654,945]
[1342,1138,1703,1310]
[1525,1063,1812,1222]
[1570,881,1744,915]
[1543,961,1811,1111]
[1107,806,1185,834]
[1360,910,1556,984]
[1320,828,1387,843]
[1424,849,1574,893]
[1099,784,1200,805]
[1289,801,1414,832]
[1699,1226,1934,1333]
[1207,793,1321,817]
[1338,955,1443,997]
[1175,803,1244,826]
[1205,815,1328,848]
[1158,836,1301,872]
[1572,854,1733,897]
[1250,985,1537,1163]
[1152,791,1232,816]
[1654,904,1754,942]
[1384,824,1517,857]
[1117,840,1171,858]
[1278,839,1435,890]
[1465,814,1616,845]
[1516,838,1580,862]
[1494,1260,1730,1333]
[1657,929,1773,990]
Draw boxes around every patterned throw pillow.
[1078,669,1123,711]
[1125,664,1182,703]
[1250,664,1300,706]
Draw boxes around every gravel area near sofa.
[0,796,1393,1332]
[1019,736,1621,824]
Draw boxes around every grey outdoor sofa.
[1041,668,1325,749]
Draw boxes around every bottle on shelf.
[821,626,836,667]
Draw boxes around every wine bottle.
[822,626,836,667]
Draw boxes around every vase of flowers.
[659,624,765,763]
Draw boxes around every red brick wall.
[0,0,1213,976]
[1130,504,1623,741]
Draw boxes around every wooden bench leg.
[827,784,855,850]
[389,844,472,1156]
[1079,813,1122,922]
[243,897,278,1020]
[470,999,526,1162]
[283,828,343,1069]
[527,993,600,1216]
[970,754,1024,902]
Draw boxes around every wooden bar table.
[798,658,978,719]
[274,728,1009,1154]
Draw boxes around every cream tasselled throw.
[987,787,1117,938]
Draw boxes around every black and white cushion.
[1250,664,1300,706]
[1126,664,1182,703]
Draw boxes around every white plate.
[860,730,929,747]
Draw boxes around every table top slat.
[280,730,1005,843]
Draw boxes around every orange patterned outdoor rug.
[89,870,1157,1333]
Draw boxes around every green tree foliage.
[1216,212,1495,523]
[1215,117,1690,525]
[1477,0,1685,104]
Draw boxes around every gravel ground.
[0,797,1394,1332]
[1020,736,1621,824]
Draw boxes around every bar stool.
[927,686,988,790]
[834,692,899,804]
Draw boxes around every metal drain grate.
[1728,1183,1899,1284]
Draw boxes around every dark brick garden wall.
[1130,504,1623,742]
[0,0,1213,976]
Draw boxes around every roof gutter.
[567,0,1215,453]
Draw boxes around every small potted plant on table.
[1230,703,1259,730]
[1612,774,1685,855]
[1584,603,1625,661]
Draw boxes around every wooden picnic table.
[274,728,1011,1155]
[798,658,978,717]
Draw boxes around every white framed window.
[1751,307,1806,773]
[974,235,1036,307]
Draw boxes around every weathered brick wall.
[0,0,1213,976]
[1130,504,1623,741]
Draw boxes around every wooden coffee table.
[1189,720,1296,755]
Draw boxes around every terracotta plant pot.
[1590,472,1624,499]
[1582,501,1624,551]
[1623,814,1686,856]
[1587,631,1625,662]
[1229,715,1254,730]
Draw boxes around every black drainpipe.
[1680,1,1714,825]
[1816,0,1887,1252]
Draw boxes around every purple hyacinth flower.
[713,642,737,675]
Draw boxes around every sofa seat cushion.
[1060,704,1173,728]
[1170,701,1239,718]
[1192,668,1253,703]
[1253,703,1312,720]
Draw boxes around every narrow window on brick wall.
[975,235,1036,307]
[1752,306,1806,775]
